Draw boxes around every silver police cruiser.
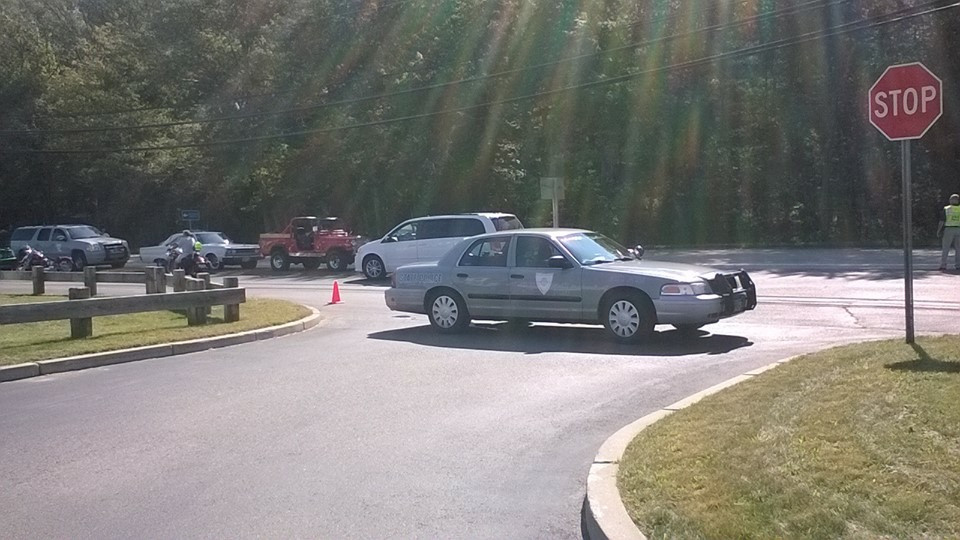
[385,229,757,343]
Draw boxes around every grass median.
[0,294,312,366]
[618,336,960,539]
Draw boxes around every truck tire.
[269,249,290,271]
[326,250,346,272]
[71,251,87,271]
[241,259,258,270]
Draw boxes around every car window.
[163,234,180,245]
[418,219,452,240]
[491,215,523,231]
[11,228,37,241]
[389,222,418,242]
[459,237,511,267]
[37,228,52,241]
[450,218,485,237]
[52,229,68,242]
[515,236,564,268]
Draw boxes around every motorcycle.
[178,250,212,278]
[162,244,184,274]
[17,245,75,272]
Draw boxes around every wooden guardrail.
[0,284,245,338]
[0,266,243,338]
[0,266,227,295]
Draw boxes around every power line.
[6,0,955,155]
[16,0,842,134]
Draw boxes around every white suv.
[355,213,523,279]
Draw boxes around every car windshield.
[558,232,634,265]
[68,226,105,239]
[196,232,228,244]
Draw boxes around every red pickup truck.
[259,217,361,272]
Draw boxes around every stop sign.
[869,62,942,141]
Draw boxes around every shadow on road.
[885,343,960,374]
[368,323,753,357]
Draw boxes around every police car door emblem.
[535,273,553,295]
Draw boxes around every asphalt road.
[1,249,957,539]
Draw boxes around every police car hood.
[587,259,722,282]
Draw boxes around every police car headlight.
[661,281,711,296]
[87,244,103,252]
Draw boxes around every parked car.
[355,212,523,280]
[9,224,130,270]
[0,247,18,270]
[384,228,757,343]
[140,231,261,271]
[259,217,362,272]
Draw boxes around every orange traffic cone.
[330,280,342,304]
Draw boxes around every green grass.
[618,336,960,539]
[0,294,312,366]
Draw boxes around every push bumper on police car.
[653,271,757,325]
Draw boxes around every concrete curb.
[582,356,798,540]
[0,307,322,384]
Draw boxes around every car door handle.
[511,274,524,279]
[457,273,468,278]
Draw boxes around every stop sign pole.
[869,62,943,344]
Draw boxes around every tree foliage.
[1,0,958,248]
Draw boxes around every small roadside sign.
[540,177,565,200]
[180,209,200,222]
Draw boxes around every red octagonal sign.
[869,62,942,141]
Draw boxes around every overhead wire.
[5,0,955,154]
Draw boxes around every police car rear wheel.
[427,290,469,333]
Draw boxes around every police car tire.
[601,292,655,344]
[427,289,470,334]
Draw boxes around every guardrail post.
[68,287,93,338]
[198,273,212,315]
[145,267,166,294]
[31,266,45,295]
[223,277,240,322]
[84,266,98,296]
[173,270,186,292]
[185,279,207,325]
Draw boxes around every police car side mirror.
[383,236,398,243]
[631,245,645,259]
[548,255,572,269]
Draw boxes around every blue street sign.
[180,209,200,222]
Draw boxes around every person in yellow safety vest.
[937,193,960,272]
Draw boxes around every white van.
[355,213,523,279]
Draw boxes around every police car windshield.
[559,233,633,265]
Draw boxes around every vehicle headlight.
[225,249,237,256]
[87,244,103,252]
[661,281,712,296]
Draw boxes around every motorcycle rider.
[180,241,205,276]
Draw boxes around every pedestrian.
[937,193,960,272]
